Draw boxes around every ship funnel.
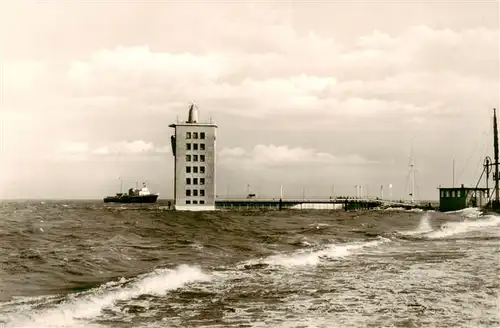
[187,102,199,123]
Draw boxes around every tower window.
[186,143,191,150]
[186,166,191,173]
[186,155,191,162]
[193,132,199,139]
[193,166,198,173]
[200,178,205,185]
[193,155,198,162]
[200,166,205,174]
[200,200,205,204]
[200,155,205,162]
[193,200,198,204]
[193,178,198,185]
[193,190,198,196]
[186,178,191,185]
[200,143,205,151]
[200,189,205,197]
[193,143,198,150]
[186,190,191,197]
[186,200,191,204]
[200,132,205,139]
[186,132,191,139]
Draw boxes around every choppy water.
[0,201,499,328]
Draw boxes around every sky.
[0,0,499,200]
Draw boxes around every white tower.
[169,103,217,211]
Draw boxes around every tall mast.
[452,159,455,188]
[408,143,415,203]
[493,108,499,204]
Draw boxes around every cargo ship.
[103,182,159,203]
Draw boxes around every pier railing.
[215,195,423,205]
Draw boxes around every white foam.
[307,223,330,227]
[425,215,500,239]
[399,213,434,236]
[5,264,210,328]
[247,237,391,268]
[445,207,482,218]
[384,207,426,213]
[384,207,408,211]
[290,203,343,210]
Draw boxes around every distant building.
[169,103,217,211]
[438,184,489,212]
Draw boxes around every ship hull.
[103,194,159,204]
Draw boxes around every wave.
[240,237,391,268]
[239,210,498,271]
[398,213,434,237]
[384,207,424,212]
[2,235,391,328]
[3,264,210,328]
[425,215,500,239]
[394,211,500,241]
[444,207,483,218]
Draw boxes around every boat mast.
[493,108,499,205]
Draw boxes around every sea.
[0,201,499,328]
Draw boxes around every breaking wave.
[241,237,391,268]
[398,213,434,236]
[394,210,500,241]
[426,215,500,239]
[3,265,210,328]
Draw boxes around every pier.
[213,197,432,211]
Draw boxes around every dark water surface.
[0,201,499,328]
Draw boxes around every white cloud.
[67,45,230,98]
[92,140,155,155]
[220,144,377,168]
[219,147,247,157]
[54,140,169,158]
[352,26,498,78]
[57,25,497,125]
[51,142,90,161]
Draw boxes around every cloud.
[54,140,170,159]
[219,147,247,157]
[92,140,156,155]
[220,144,377,168]
[67,45,230,98]
[57,24,497,126]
